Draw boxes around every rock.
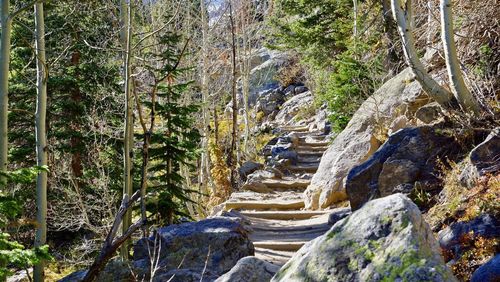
[415,102,442,124]
[242,49,289,106]
[471,254,500,282]
[470,128,500,176]
[239,161,264,181]
[215,256,280,282]
[133,217,254,281]
[272,194,457,282]
[327,207,351,225]
[346,125,461,210]
[305,68,428,209]
[255,89,285,115]
[274,91,313,126]
[59,260,134,282]
[438,214,500,255]
[294,85,308,95]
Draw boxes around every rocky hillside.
[60,43,498,282]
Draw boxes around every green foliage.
[269,0,387,132]
[268,0,353,67]
[0,168,51,280]
[143,32,202,225]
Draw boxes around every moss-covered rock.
[272,194,457,282]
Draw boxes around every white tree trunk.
[120,0,133,260]
[440,0,480,113]
[0,0,11,186]
[391,0,455,108]
[33,3,47,281]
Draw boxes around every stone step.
[254,248,294,267]
[253,241,306,252]
[260,179,310,190]
[225,200,305,211]
[251,227,330,242]
[286,165,318,173]
[240,210,328,220]
[296,145,329,152]
[280,126,309,132]
[298,141,330,147]
[297,151,324,157]
[297,156,321,163]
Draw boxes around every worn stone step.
[286,165,318,173]
[297,156,321,163]
[254,248,294,267]
[296,145,329,152]
[225,201,304,211]
[280,126,309,132]
[251,228,330,242]
[297,150,324,157]
[253,241,306,252]
[298,141,330,147]
[260,179,311,190]
[240,210,328,220]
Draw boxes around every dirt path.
[223,125,331,266]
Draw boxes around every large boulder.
[272,194,457,282]
[133,217,254,281]
[215,256,280,282]
[438,214,499,256]
[304,68,430,209]
[471,254,500,282]
[274,91,313,126]
[241,48,289,106]
[469,128,499,176]
[346,125,462,210]
[255,88,285,115]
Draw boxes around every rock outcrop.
[345,125,462,210]
[215,256,280,282]
[132,217,254,281]
[272,194,457,282]
[469,128,500,176]
[274,91,313,126]
[304,68,431,209]
[471,254,500,282]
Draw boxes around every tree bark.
[33,3,47,281]
[120,0,134,260]
[440,0,480,113]
[0,0,11,187]
[82,191,143,282]
[228,1,238,190]
[391,0,456,109]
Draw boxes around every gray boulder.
[470,128,500,176]
[133,217,254,281]
[272,194,457,282]
[346,125,461,210]
[274,91,313,126]
[304,68,431,209]
[415,102,443,124]
[59,260,134,282]
[438,214,499,256]
[215,256,280,282]
[471,254,500,282]
[242,48,289,106]
[327,207,351,225]
[239,161,264,181]
[255,89,285,115]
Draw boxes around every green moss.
[376,250,428,282]
[381,215,392,225]
[348,259,359,271]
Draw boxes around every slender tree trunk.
[33,3,47,281]
[228,1,238,189]
[120,0,133,260]
[440,0,480,113]
[0,0,11,187]
[199,0,212,195]
[391,0,456,109]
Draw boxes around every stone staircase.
[223,125,332,267]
